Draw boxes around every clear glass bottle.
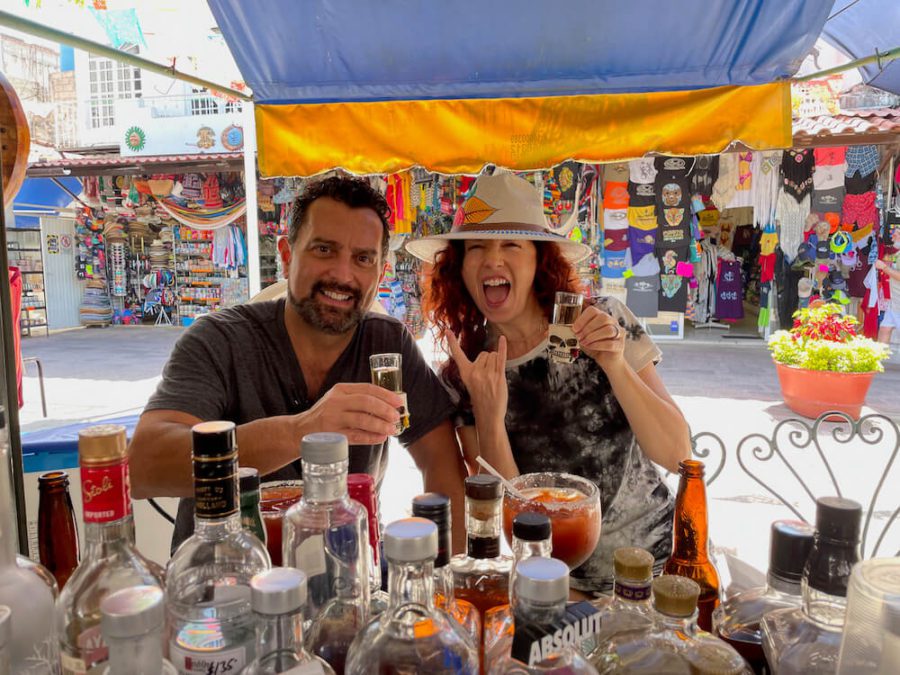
[282,433,371,675]
[240,467,267,545]
[411,493,482,649]
[663,459,721,632]
[166,421,271,675]
[347,472,386,614]
[487,557,598,674]
[713,520,815,674]
[345,517,479,674]
[38,470,80,590]
[585,547,657,665]
[0,605,11,675]
[484,511,553,653]
[836,558,900,674]
[761,496,862,675]
[243,568,335,675]
[0,407,58,674]
[59,424,165,674]
[99,585,176,675]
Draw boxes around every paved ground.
[18,325,900,580]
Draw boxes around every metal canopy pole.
[243,103,261,298]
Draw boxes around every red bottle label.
[80,461,132,523]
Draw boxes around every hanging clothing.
[690,155,720,197]
[775,189,811,262]
[711,153,740,211]
[628,181,655,207]
[715,259,744,320]
[726,151,754,209]
[658,245,690,313]
[845,171,877,195]
[842,191,877,230]
[694,239,719,323]
[814,147,847,167]
[781,150,814,202]
[752,151,782,227]
[628,158,657,185]
[845,145,879,178]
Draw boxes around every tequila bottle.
[761,497,862,675]
[487,557,598,674]
[166,421,271,674]
[58,424,165,675]
[713,520,814,673]
[243,568,335,675]
[0,407,58,674]
[283,433,371,674]
[345,518,479,674]
[99,586,176,675]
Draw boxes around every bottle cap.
[514,557,569,603]
[78,424,127,464]
[37,470,70,489]
[100,586,165,639]
[384,517,438,562]
[411,492,451,521]
[815,496,862,543]
[191,421,237,460]
[238,467,260,494]
[301,432,348,465]
[652,575,700,617]
[465,474,501,500]
[347,473,375,502]
[512,512,551,542]
[769,520,815,584]
[683,637,745,675]
[0,605,10,650]
[613,547,655,581]
[251,567,307,615]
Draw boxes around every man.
[130,175,468,551]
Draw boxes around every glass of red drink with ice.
[259,480,303,566]
[502,472,601,570]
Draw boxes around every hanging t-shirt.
[845,145,879,178]
[847,243,872,299]
[715,260,744,320]
[603,249,629,278]
[603,162,630,186]
[812,186,845,215]
[658,246,690,312]
[845,172,877,195]
[814,147,847,166]
[628,181,656,208]
[603,182,630,210]
[656,179,689,210]
[654,156,694,181]
[628,158,658,184]
[628,205,658,261]
[626,274,661,317]
[691,155,720,197]
[812,164,846,191]
[656,208,691,249]
[781,150,814,202]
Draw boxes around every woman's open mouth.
[483,277,511,308]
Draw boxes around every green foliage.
[768,303,891,373]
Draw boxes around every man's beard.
[288,280,364,335]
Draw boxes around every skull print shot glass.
[369,353,409,435]
[548,291,583,364]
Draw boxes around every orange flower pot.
[774,361,875,421]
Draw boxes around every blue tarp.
[12,176,81,229]
[822,0,900,95]
[208,0,834,104]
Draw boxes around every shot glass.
[549,291,584,364]
[369,353,409,435]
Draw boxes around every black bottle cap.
[815,496,862,543]
[465,474,501,500]
[192,421,237,460]
[239,467,260,494]
[769,520,815,583]
[512,512,551,542]
[412,493,451,520]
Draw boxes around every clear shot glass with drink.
[549,291,584,364]
[369,353,409,435]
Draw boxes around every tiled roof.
[28,152,243,171]
[793,108,900,138]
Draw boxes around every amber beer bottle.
[37,470,80,590]
[663,459,721,632]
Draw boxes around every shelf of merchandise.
[7,229,50,337]
[174,227,222,323]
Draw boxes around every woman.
[407,172,691,594]
[875,222,900,345]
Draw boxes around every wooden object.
[0,71,30,208]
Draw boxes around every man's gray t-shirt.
[144,299,454,549]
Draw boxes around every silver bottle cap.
[384,517,438,562]
[251,567,308,615]
[301,432,349,464]
[515,557,569,603]
[100,586,164,639]
[0,605,10,649]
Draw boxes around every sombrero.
[405,172,592,264]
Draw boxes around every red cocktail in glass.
[260,480,303,565]
[502,472,601,570]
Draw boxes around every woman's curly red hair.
[422,239,583,391]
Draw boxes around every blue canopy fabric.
[209,0,834,104]
[821,0,900,95]
[12,177,81,228]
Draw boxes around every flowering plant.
[768,303,891,373]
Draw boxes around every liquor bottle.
[58,424,164,675]
[347,473,383,597]
[585,547,656,665]
[761,496,862,675]
[239,467,267,544]
[450,475,512,620]
[38,470,80,590]
[411,493,481,648]
[345,517,479,674]
[166,421,271,674]
[283,433,371,674]
[0,605,11,675]
[243,568,335,675]
[664,459,721,631]
[713,520,815,674]
[99,585,176,674]
[486,557,598,674]
[484,512,552,653]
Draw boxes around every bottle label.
[510,601,601,666]
[295,534,327,578]
[391,392,410,436]
[614,579,652,601]
[61,653,88,675]
[169,643,246,674]
[80,461,131,523]
[194,471,239,519]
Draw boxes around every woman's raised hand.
[447,333,509,421]
[574,305,626,372]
